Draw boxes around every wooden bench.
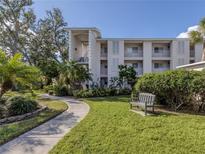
[130,93,156,115]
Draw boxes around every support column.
[88,30,100,86]
[143,42,152,73]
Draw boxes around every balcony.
[100,70,108,76]
[152,50,170,57]
[77,57,89,64]
[125,52,143,57]
[101,47,108,58]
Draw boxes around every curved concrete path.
[0,94,90,154]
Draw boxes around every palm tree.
[59,61,91,90]
[189,18,205,60]
[0,50,40,97]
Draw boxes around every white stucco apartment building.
[67,27,204,87]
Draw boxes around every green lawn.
[50,96,205,154]
[0,98,68,145]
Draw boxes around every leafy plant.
[0,50,40,98]
[59,61,91,90]
[7,96,38,116]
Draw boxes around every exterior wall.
[175,39,190,67]
[195,43,203,62]
[170,40,178,69]
[107,40,124,86]
[88,30,100,85]
[68,30,75,60]
[143,42,152,73]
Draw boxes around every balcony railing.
[101,52,107,57]
[152,50,170,57]
[124,52,143,57]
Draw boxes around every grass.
[50,96,205,154]
[0,97,68,145]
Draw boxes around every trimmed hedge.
[132,69,205,111]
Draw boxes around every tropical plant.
[58,61,91,91]
[0,50,40,98]
[189,18,205,60]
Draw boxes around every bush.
[73,88,131,98]
[0,104,6,118]
[132,70,205,111]
[53,84,69,96]
[7,96,39,116]
[43,85,54,93]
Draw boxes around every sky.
[33,0,205,38]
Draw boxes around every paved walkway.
[0,94,90,154]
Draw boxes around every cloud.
[176,25,198,38]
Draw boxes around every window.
[154,63,159,68]
[103,47,107,53]
[113,41,119,54]
[132,47,138,54]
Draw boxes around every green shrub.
[53,85,69,96]
[0,104,6,118]
[73,88,131,98]
[118,88,131,95]
[7,96,39,116]
[133,70,204,111]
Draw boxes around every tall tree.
[30,8,69,83]
[189,18,205,60]
[0,0,36,64]
[30,8,69,64]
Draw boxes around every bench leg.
[152,106,154,113]
[130,103,132,109]
[145,106,147,116]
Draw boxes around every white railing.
[124,52,143,57]
[152,50,170,57]
[101,52,107,57]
